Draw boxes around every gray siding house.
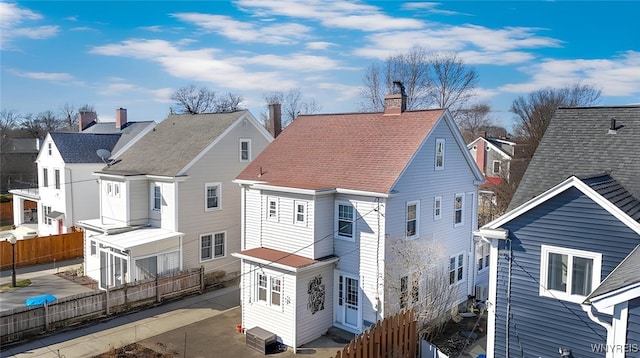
[476,106,640,358]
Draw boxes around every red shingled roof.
[236,109,445,193]
[239,247,317,269]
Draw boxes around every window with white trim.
[106,183,113,196]
[205,182,221,211]
[406,200,419,239]
[48,142,52,155]
[90,240,97,256]
[256,273,282,307]
[449,252,465,285]
[114,183,120,197]
[43,168,49,188]
[540,245,601,303]
[152,185,161,211]
[240,139,251,162]
[454,194,464,226]
[435,139,445,170]
[477,242,490,271]
[54,169,61,189]
[336,202,355,240]
[43,205,52,225]
[492,160,501,174]
[200,232,226,261]
[294,201,307,225]
[267,197,278,221]
[434,196,442,220]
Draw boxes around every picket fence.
[0,267,204,345]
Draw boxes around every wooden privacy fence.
[334,309,417,358]
[0,267,204,345]
[0,230,83,270]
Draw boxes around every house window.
[106,183,113,196]
[43,205,52,225]
[400,276,408,309]
[492,160,501,174]
[43,168,48,187]
[54,169,61,189]
[449,252,465,285]
[271,277,282,306]
[406,201,419,239]
[434,196,442,220]
[540,245,601,302]
[205,183,221,211]
[477,242,490,271]
[267,198,278,221]
[114,183,120,197]
[200,232,225,261]
[336,202,354,240]
[454,194,464,226]
[240,139,251,162]
[435,139,445,170]
[90,240,97,256]
[48,142,52,155]
[257,273,268,302]
[153,185,161,211]
[294,201,307,225]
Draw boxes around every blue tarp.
[25,294,57,307]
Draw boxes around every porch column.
[12,197,24,226]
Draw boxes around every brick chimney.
[78,111,97,132]
[268,103,282,138]
[384,81,407,115]
[476,139,486,175]
[478,130,487,138]
[115,108,127,129]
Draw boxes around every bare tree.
[19,111,63,138]
[59,103,78,132]
[385,237,457,341]
[171,85,245,114]
[262,88,321,127]
[428,53,479,116]
[511,82,601,157]
[455,103,498,143]
[0,109,21,136]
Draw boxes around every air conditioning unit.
[475,285,489,302]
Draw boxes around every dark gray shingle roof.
[102,111,246,176]
[509,105,640,211]
[586,245,640,302]
[81,121,155,154]
[580,173,640,221]
[50,133,121,163]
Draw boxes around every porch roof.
[91,227,183,251]
[233,247,338,272]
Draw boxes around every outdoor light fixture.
[8,236,17,287]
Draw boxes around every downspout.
[65,167,73,233]
[292,277,297,354]
[375,197,381,317]
[582,305,614,358]
[505,239,511,358]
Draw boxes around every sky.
[1,1,639,132]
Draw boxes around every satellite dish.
[96,149,113,165]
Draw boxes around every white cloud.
[242,54,342,72]
[401,2,474,16]
[0,2,58,49]
[236,0,423,31]
[170,12,311,44]
[19,71,74,81]
[306,41,334,50]
[499,51,640,97]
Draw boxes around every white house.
[77,110,272,289]
[10,108,155,236]
[232,90,484,350]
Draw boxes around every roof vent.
[608,117,617,134]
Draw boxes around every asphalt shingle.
[50,133,121,163]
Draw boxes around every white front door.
[336,272,361,332]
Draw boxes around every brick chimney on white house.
[384,81,407,115]
[78,111,97,132]
[115,108,127,129]
[268,103,282,138]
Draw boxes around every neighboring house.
[10,108,155,236]
[232,91,484,350]
[0,137,40,194]
[475,106,640,358]
[77,110,272,290]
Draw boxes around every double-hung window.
[256,273,282,307]
[257,274,268,302]
[477,242,490,271]
[267,198,278,221]
[492,160,501,175]
[153,185,161,211]
[540,245,601,303]
[200,232,225,261]
[205,182,221,211]
[449,253,465,285]
[43,205,52,225]
[435,139,445,170]
[43,168,49,187]
[54,169,61,189]
[294,201,307,225]
[406,201,419,239]
[240,139,251,162]
[434,196,442,220]
[454,194,464,226]
[336,202,355,240]
[271,277,282,306]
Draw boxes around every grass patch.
[0,279,31,292]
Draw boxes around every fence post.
[105,286,110,315]
[156,274,161,303]
[200,266,205,293]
